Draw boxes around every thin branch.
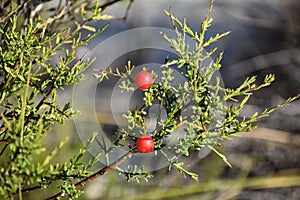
[115,0,134,21]
[46,149,137,200]
[0,143,8,156]
[205,0,215,20]
[98,0,125,10]
[21,174,87,194]
[0,1,26,23]
[0,140,8,144]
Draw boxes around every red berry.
[134,71,153,90]
[136,135,154,153]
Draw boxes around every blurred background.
[34,0,300,199]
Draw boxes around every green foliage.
[96,1,299,183]
[0,0,298,199]
[0,0,115,199]
[117,165,153,183]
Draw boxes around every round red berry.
[136,135,154,153]
[134,71,153,90]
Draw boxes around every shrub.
[0,0,298,199]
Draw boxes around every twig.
[0,140,8,144]
[115,0,134,21]
[99,0,125,10]
[0,1,26,23]
[46,149,137,200]
[205,0,215,20]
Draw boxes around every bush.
[0,0,298,199]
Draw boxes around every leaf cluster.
[0,0,114,198]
